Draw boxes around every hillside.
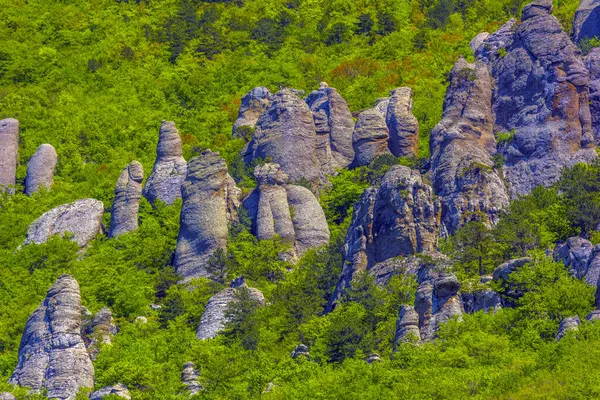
[2,0,600,398]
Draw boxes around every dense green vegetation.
[2,0,600,398]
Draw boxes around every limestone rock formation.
[328,165,440,309]
[415,273,463,341]
[554,237,600,286]
[474,19,517,64]
[556,316,581,340]
[291,344,310,360]
[90,384,131,400]
[367,253,449,287]
[9,275,94,399]
[394,305,421,347]
[351,103,392,167]
[24,198,104,247]
[0,118,19,194]
[25,144,57,196]
[462,289,502,314]
[196,277,265,340]
[429,57,509,234]
[470,32,490,53]
[181,362,203,396]
[82,307,117,360]
[586,48,600,143]
[482,2,596,195]
[365,353,382,363]
[174,151,240,281]
[143,121,187,205]
[0,393,15,400]
[573,0,600,45]
[243,163,330,259]
[109,161,144,238]
[243,89,320,186]
[587,310,600,320]
[306,82,355,172]
[233,87,271,140]
[386,87,419,158]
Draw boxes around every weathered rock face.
[243,163,330,258]
[291,344,310,360]
[351,103,392,168]
[429,57,509,234]
[24,198,104,247]
[492,257,532,305]
[182,362,203,396]
[554,237,600,286]
[327,166,440,309]
[243,89,320,185]
[470,32,490,53]
[415,273,463,341]
[365,353,382,363]
[196,278,265,340]
[480,2,597,196]
[82,307,117,360]
[586,48,600,143]
[109,161,144,238]
[474,19,518,65]
[9,275,94,399]
[386,87,419,158]
[233,87,271,140]
[556,316,581,341]
[573,0,600,45]
[25,144,58,196]
[587,309,600,320]
[368,253,449,286]
[143,121,187,205]
[0,393,15,400]
[90,384,131,400]
[306,82,355,173]
[0,118,19,194]
[394,305,421,347]
[462,289,502,314]
[174,151,240,282]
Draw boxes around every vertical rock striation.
[351,105,392,167]
[143,121,187,205]
[25,144,58,196]
[174,151,240,282]
[109,161,144,238]
[429,57,509,234]
[0,118,19,194]
[386,87,419,158]
[394,305,421,348]
[415,273,463,341]
[9,275,94,399]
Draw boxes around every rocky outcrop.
[430,57,509,235]
[415,273,463,341]
[143,121,187,205]
[9,275,94,399]
[306,82,355,173]
[0,118,19,194]
[479,2,597,196]
[587,309,600,320]
[365,353,382,363]
[82,307,117,360]
[394,305,421,347]
[0,393,15,400]
[174,151,240,282]
[233,87,271,140]
[573,0,600,45]
[386,87,419,158]
[554,237,600,286]
[327,166,440,309]
[474,19,517,64]
[109,161,144,238]
[196,277,264,340]
[586,48,600,143]
[181,362,202,396]
[243,89,320,186]
[556,316,581,341]
[243,163,329,259]
[368,253,449,287]
[492,257,532,305]
[25,144,57,196]
[24,198,104,247]
[351,101,392,167]
[462,289,502,314]
[291,344,310,360]
[470,32,490,53]
[90,384,131,400]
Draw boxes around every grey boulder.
[109,161,144,238]
[174,151,240,282]
[25,144,58,196]
[82,307,117,360]
[24,198,104,247]
[573,0,600,45]
[0,118,19,194]
[556,316,581,341]
[291,344,310,360]
[415,273,463,341]
[233,87,271,140]
[351,102,392,167]
[143,121,187,205]
[181,362,203,395]
[386,87,419,158]
[9,275,94,399]
[394,305,421,347]
[462,289,502,314]
[586,48,600,143]
[90,384,131,400]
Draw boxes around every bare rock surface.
[24,198,104,247]
[181,362,203,395]
[233,87,271,140]
[415,273,463,341]
[556,316,581,340]
[90,383,131,400]
[586,48,600,143]
[0,118,19,194]
[351,104,392,167]
[175,151,240,282]
[394,305,421,347]
[474,19,517,64]
[9,275,94,399]
[25,144,57,196]
[429,57,509,235]
[462,289,502,314]
[573,0,600,45]
[143,121,187,205]
[386,87,419,158]
[291,344,310,360]
[109,161,144,238]
[82,307,117,360]
[196,277,264,340]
